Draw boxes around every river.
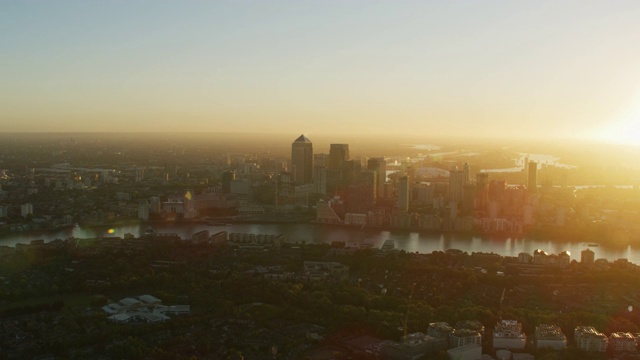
[1,223,638,264]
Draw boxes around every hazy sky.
[2,1,640,144]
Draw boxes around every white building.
[535,324,567,350]
[609,332,637,353]
[450,329,482,348]
[447,344,481,360]
[493,320,526,350]
[575,326,608,352]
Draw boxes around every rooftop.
[293,134,312,143]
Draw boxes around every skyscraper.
[291,135,313,185]
[449,167,465,204]
[398,176,409,213]
[528,161,538,194]
[329,144,349,170]
[476,172,489,212]
[367,157,387,200]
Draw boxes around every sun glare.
[595,94,640,147]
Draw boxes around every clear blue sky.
[2,1,640,143]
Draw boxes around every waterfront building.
[291,135,313,185]
[315,198,344,224]
[518,252,533,264]
[138,200,149,221]
[535,324,567,350]
[582,248,595,266]
[575,326,608,352]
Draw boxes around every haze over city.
[3,1,640,145]
[5,2,640,359]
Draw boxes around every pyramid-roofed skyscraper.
[291,134,313,185]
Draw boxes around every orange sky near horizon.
[2,1,640,146]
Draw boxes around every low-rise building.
[609,332,637,353]
[449,328,482,348]
[493,320,526,350]
[447,344,481,360]
[455,320,485,337]
[428,322,454,339]
[535,324,567,350]
[575,326,608,352]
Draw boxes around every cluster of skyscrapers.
[290,135,388,210]
[290,134,545,233]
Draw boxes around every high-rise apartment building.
[291,135,313,185]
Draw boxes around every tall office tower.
[449,167,465,204]
[325,169,343,195]
[313,153,328,179]
[343,159,362,186]
[329,144,349,170]
[313,153,328,195]
[291,135,313,185]
[367,157,387,200]
[398,176,409,213]
[462,163,470,184]
[360,170,377,202]
[462,183,476,213]
[221,170,236,193]
[528,161,538,194]
[476,172,489,212]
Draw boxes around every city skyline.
[2,1,640,146]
